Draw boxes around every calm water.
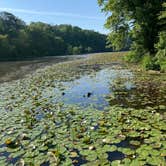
[0,55,87,83]
[54,68,134,110]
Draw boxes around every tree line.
[0,12,112,61]
[98,0,166,71]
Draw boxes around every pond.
[56,68,133,110]
[0,53,165,166]
[40,66,166,112]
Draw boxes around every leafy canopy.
[98,0,163,55]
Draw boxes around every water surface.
[0,55,87,83]
[60,68,133,109]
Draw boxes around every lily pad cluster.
[0,53,165,165]
[0,107,165,165]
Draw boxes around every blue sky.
[0,0,108,34]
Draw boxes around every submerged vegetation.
[0,53,166,165]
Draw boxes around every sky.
[0,0,108,34]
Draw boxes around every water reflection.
[59,68,133,110]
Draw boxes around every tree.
[85,47,93,53]
[0,12,25,37]
[155,2,166,71]
[0,34,11,60]
[159,2,166,31]
[98,0,163,59]
[26,22,66,56]
[0,12,112,61]
[72,46,82,55]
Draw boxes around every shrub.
[155,32,166,72]
[141,54,160,71]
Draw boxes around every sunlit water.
[57,68,134,110]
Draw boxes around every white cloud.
[0,7,103,20]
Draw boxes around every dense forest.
[0,12,112,61]
[98,0,166,71]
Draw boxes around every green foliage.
[141,55,153,70]
[0,12,25,36]
[98,0,164,71]
[124,51,142,63]
[98,0,131,51]
[0,12,111,61]
[0,34,12,58]
[154,3,166,71]
[142,54,160,70]
[72,46,82,55]
[155,32,166,71]
[159,2,166,31]
[107,29,129,51]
